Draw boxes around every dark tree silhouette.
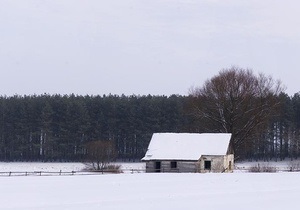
[189,67,283,159]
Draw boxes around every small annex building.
[142,133,234,173]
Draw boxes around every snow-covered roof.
[142,133,231,161]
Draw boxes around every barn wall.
[177,161,197,173]
[145,160,197,173]
[197,155,234,173]
[223,154,234,172]
[198,155,222,173]
[145,154,234,173]
[145,161,155,173]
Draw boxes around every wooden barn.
[142,133,234,173]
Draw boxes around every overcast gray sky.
[0,0,299,96]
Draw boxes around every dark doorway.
[155,161,161,172]
[229,161,232,170]
[170,161,177,169]
[204,160,211,170]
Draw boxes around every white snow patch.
[118,162,145,173]
[0,162,86,172]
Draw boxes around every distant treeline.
[0,94,195,161]
[256,92,300,161]
[0,93,300,162]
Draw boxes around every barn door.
[155,161,161,172]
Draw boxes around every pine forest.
[0,92,300,161]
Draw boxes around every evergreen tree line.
[248,92,300,161]
[0,94,192,161]
[1,92,300,161]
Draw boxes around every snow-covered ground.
[0,161,300,209]
[1,171,300,210]
[1,160,299,173]
[118,162,145,173]
[235,160,300,172]
[0,162,86,172]
[0,162,145,175]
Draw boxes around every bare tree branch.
[188,67,284,159]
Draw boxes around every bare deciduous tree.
[189,67,283,159]
[85,140,116,170]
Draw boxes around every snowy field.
[0,160,298,174]
[0,162,145,175]
[235,160,300,172]
[0,161,299,209]
[0,161,300,209]
[0,162,86,172]
[0,170,300,210]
